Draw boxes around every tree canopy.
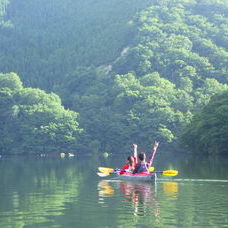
[0,73,82,154]
[181,90,228,155]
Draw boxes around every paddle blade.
[162,170,179,176]
[99,166,155,173]
[98,167,114,173]
[97,172,111,177]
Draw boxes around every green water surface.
[0,153,228,228]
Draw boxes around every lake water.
[0,152,228,227]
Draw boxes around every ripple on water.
[157,180,228,228]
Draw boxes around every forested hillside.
[0,0,228,154]
[0,73,82,154]
[0,0,154,89]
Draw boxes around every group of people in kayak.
[120,141,160,174]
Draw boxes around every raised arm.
[147,141,160,167]
[132,144,138,164]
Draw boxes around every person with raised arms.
[133,141,159,174]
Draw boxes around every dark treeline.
[0,0,228,155]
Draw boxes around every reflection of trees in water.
[0,158,82,227]
[173,154,228,180]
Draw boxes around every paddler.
[133,141,159,174]
[119,144,138,174]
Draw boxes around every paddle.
[98,166,155,173]
[156,170,179,176]
[97,169,178,177]
[98,167,115,173]
[97,172,112,177]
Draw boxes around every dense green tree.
[194,78,228,109]
[75,72,193,152]
[0,73,82,154]
[181,90,228,155]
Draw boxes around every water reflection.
[119,181,160,217]
[98,181,161,217]
[162,181,179,200]
[0,157,82,227]
[1,154,228,227]
[98,181,115,197]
